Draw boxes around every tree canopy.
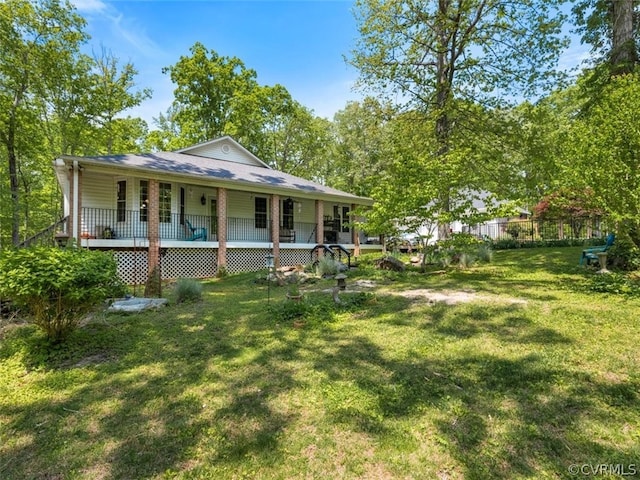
[0,0,150,246]
[1,0,639,253]
[349,0,569,238]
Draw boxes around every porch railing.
[82,208,320,243]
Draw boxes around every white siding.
[227,189,260,219]
[82,172,115,208]
[184,142,265,167]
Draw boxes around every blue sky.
[72,0,591,128]
[73,0,362,126]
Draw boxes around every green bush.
[316,256,341,277]
[476,244,494,263]
[173,278,203,304]
[0,247,124,342]
[491,238,598,250]
[438,233,482,252]
[608,237,640,271]
[588,272,640,296]
[458,252,475,269]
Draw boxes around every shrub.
[438,233,482,252]
[269,297,313,322]
[492,238,521,250]
[173,278,203,304]
[608,237,640,271]
[0,247,125,342]
[476,244,494,263]
[268,292,375,325]
[505,220,534,240]
[438,254,452,269]
[316,256,341,277]
[458,252,475,269]
[588,272,640,296]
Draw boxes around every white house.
[53,136,379,283]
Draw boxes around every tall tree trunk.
[8,105,21,246]
[435,0,453,241]
[611,0,637,73]
[7,149,20,246]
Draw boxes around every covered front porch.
[79,208,321,245]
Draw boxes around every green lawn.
[1,247,639,479]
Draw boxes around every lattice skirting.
[224,248,316,274]
[113,250,148,285]
[161,248,217,279]
[279,249,315,268]
[110,247,333,283]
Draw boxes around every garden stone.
[376,256,406,271]
[108,297,168,313]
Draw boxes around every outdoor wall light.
[200,194,206,205]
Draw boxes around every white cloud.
[106,12,161,58]
[73,0,162,59]
[71,0,108,14]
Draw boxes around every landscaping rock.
[108,297,168,313]
[376,256,406,271]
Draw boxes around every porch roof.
[57,149,373,205]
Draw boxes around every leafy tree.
[573,0,639,74]
[0,0,150,246]
[562,73,640,243]
[237,84,331,178]
[86,49,151,154]
[327,98,393,197]
[0,0,86,246]
[361,107,520,241]
[506,86,587,205]
[532,187,603,238]
[144,106,183,152]
[161,42,261,148]
[350,0,569,239]
[157,42,330,180]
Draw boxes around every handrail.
[19,216,69,248]
[310,243,351,268]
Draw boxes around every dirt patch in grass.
[395,289,527,306]
[71,352,114,368]
[324,278,527,306]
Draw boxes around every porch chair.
[279,228,296,243]
[579,233,615,266]
[185,219,207,241]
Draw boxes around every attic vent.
[221,144,231,154]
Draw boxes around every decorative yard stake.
[265,253,275,304]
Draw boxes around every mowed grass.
[1,247,639,479]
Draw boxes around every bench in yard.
[580,233,615,266]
